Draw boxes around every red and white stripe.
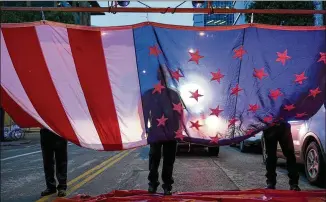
[1,23,147,150]
[1,31,49,129]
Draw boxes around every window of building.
[193,1,235,26]
[204,14,234,26]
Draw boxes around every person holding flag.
[40,128,68,197]
[140,65,184,195]
[263,122,301,191]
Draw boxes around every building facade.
[313,1,324,26]
[233,1,251,25]
[193,1,235,27]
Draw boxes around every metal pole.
[79,1,89,26]
[207,1,211,9]
[1,7,325,15]
[40,7,45,21]
[0,108,5,142]
[313,1,324,26]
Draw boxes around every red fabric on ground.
[54,189,326,202]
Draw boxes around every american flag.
[1,21,325,150]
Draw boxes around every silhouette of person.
[140,65,183,195]
[263,122,300,191]
[40,128,68,197]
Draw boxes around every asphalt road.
[0,137,323,202]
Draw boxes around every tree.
[246,1,315,26]
[0,1,75,24]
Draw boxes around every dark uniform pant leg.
[264,128,278,186]
[40,129,56,191]
[278,123,299,185]
[148,143,162,188]
[54,137,68,191]
[161,141,177,190]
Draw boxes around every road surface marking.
[1,144,75,161]
[67,151,128,186]
[0,151,41,161]
[35,150,130,202]
[66,149,135,196]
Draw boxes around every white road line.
[1,143,74,161]
[0,150,42,161]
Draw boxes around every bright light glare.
[293,140,300,146]
[147,119,151,129]
[178,74,217,114]
[101,32,108,36]
[205,116,227,132]
[288,120,301,124]
[299,123,308,136]
[199,31,205,36]
[188,48,195,53]
[142,70,146,74]
[179,83,204,108]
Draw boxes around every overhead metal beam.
[1,7,325,15]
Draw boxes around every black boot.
[41,188,56,196]
[148,185,157,194]
[290,184,301,191]
[58,189,67,197]
[163,188,172,196]
[265,183,276,190]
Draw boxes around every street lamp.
[117,1,130,7]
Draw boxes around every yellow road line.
[66,149,135,196]
[67,151,128,186]
[35,150,130,202]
